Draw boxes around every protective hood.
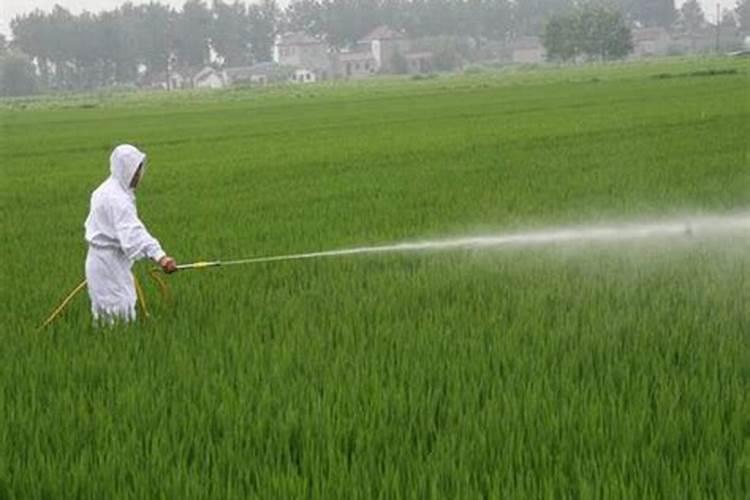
[110,144,146,191]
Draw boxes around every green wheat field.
[1,58,749,498]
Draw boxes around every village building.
[510,36,546,64]
[225,63,282,86]
[273,32,332,80]
[272,26,433,81]
[405,51,433,73]
[337,50,377,79]
[359,26,409,73]
[292,68,317,83]
[142,69,193,90]
[193,67,226,89]
[631,27,672,58]
[141,19,749,92]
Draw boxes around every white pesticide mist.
[222,212,750,266]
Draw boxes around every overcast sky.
[0,0,739,37]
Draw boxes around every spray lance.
[175,261,222,271]
[169,245,425,272]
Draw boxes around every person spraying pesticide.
[84,144,177,324]
[37,142,740,330]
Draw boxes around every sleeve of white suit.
[112,201,166,262]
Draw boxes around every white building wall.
[196,73,225,89]
[372,40,382,68]
[292,69,317,83]
[513,47,545,64]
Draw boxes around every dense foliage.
[543,2,634,61]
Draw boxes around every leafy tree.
[577,2,633,60]
[379,0,410,32]
[513,0,573,36]
[543,14,578,61]
[99,6,140,85]
[11,10,53,87]
[678,0,706,32]
[45,6,78,89]
[68,12,105,89]
[212,1,251,67]
[615,0,675,27]
[11,7,77,89]
[247,0,281,62]
[174,0,213,68]
[413,0,460,37]
[0,52,39,96]
[457,0,512,47]
[676,0,705,50]
[737,0,750,32]
[428,35,472,70]
[542,2,633,61]
[137,3,176,81]
[480,0,513,41]
[284,0,326,36]
[720,8,738,30]
[320,0,381,47]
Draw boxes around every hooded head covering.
[110,144,146,191]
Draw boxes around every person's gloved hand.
[159,256,178,274]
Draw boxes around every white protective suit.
[84,145,166,323]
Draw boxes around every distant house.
[193,67,226,89]
[357,26,434,75]
[632,27,672,58]
[631,25,742,59]
[272,25,432,81]
[168,71,188,90]
[359,25,410,73]
[225,66,257,85]
[225,63,282,86]
[337,50,377,79]
[405,51,433,73]
[292,68,317,83]
[274,32,332,80]
[670,31,717,54]
[142,69,191,90]
[510,36,546,64]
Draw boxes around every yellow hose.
[39,268,172,330]
[148,268,172,303]
[133,275,150,318]
[38,280,88,331]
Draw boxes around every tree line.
[2,0,749,96]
